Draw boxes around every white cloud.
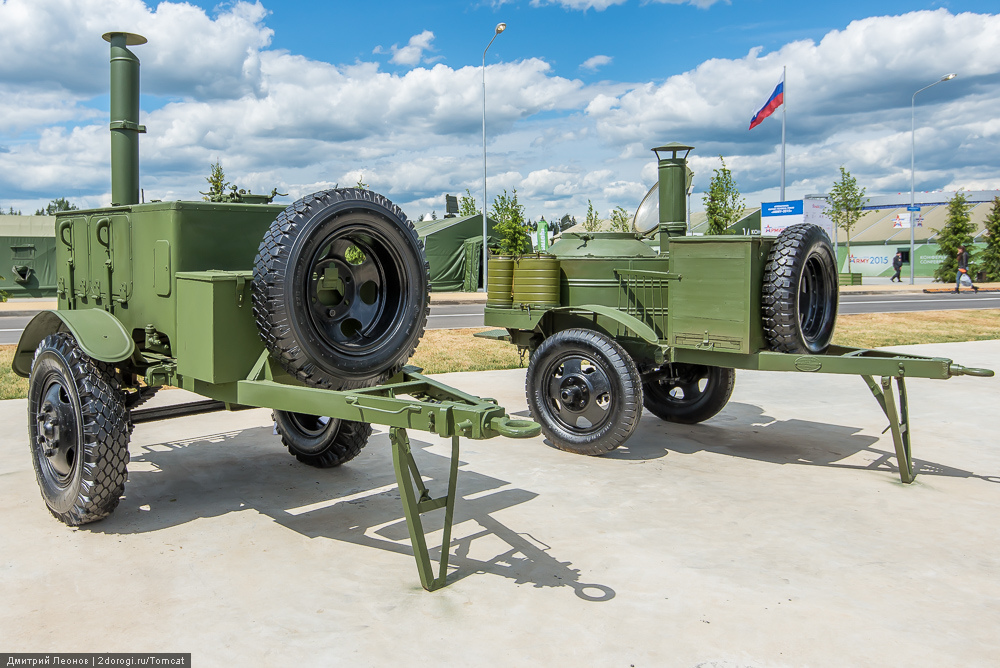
[387,30,436,67]
[530,0,627,10]
[645,0,726,8]
[0,0,272,98]
[581,55,613,72]
[1,3,998,221]
[585,9,1000,197]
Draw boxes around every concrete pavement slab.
[1,340,998,666]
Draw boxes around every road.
[424,293,1000,327]
[837,292,1000,315]
[0,315,31,346]
[2,293,998,345]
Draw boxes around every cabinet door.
[88,213,133,308]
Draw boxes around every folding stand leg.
[862,375,913,483]
[389,427,460,591]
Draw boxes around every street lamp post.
[909,73,956,284]
[482,22,506,291]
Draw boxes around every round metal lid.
[102,32,147,45]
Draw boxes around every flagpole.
[780,66,786,201]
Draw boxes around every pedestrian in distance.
[954,244,979,293]
[891,251,903,282]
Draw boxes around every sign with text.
[761,200,803,235]
[761,199,834,239]
[802,198,835,240]
[891,212,923,228]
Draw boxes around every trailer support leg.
[390,427,460,591]
[861,375,913,483]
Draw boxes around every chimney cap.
[102,32,147,46]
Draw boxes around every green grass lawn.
[3,309,998,401]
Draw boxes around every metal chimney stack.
[102,32,147,206]
[652,143,694,247]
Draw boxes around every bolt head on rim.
[35,378,79,480]
[545,354,613,431]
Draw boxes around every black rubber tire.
[27,332,132,525]
[762,223,839,354]
[273,410,372,468]
[526,328,643,456]
[643,364,735,424]
[253,188,429,389]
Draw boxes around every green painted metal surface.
[654,143,692,239]
[12,29,546,593]
[512,254,560,307]
[104,32,147,207]
[666,235,772,355]
[54,201,283,352]
[12,309,134,377]
[480,141,993,483]
[483,304,544,331]
[175,271,263,384]
[486,257,514,307]
[548,232,656,258]
[549,304,660,345]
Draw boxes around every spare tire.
[252,188,429,388]
[762,223,838,354]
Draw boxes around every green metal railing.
[614,268,672,338]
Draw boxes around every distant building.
[687,190,999,278]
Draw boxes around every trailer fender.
[12,310,135,378]
[544,304,660,346]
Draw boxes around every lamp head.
[495,23,506,34]
[942,73,957,81]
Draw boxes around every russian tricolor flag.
[749,77,784,130]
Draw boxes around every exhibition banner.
[761,200,803,235]
[803,198,836,240]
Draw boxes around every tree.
[0,273,7,302]
[559,214,576,233]
[933,190,976,283]
[703,155,745,235]
[1,205,21,215]
[980,197,1000,282]
[34,197,78,216]
[203,160,229,201]
[609,206,631,233]
[459,189,478,216]
[490,189,530,256]
[582,200,600,232]
[826,166,868,273]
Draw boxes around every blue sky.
[175,1,989,86]
[1,0,999,221]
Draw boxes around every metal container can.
[512,254,560,308]
[486,257,515,307]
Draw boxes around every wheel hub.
[558,376,590,411]
[546,355,613,430]
[35,383,78,478]
[306,231,400,354]
[650,364,709,403]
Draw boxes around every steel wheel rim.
[647,364,710,407]
[33,371,81,488]
[304,221,408,359]
[798,254,833,342]
[285,413,338,453]
[541,351,614,433]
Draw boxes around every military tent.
[416,213,499,292]
[1,215,58,297]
